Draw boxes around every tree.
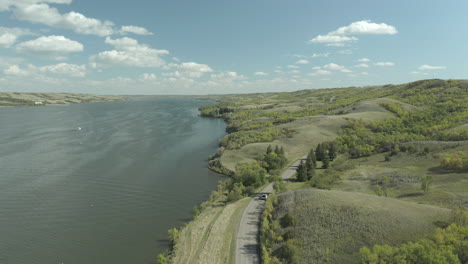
[235,162,267,187]
[157,254,168,264]
[322,154,330,169]
[421,175,433,193]
[262,146,288,172]
[296,160,308,182]
[316,143,325,161]
[305,155,315,180]
[279,146,285,155]
[274,145,281,154]
[273,178,286,192]
[357,225,467,264]
[227,182,246,202]
[168,228,179,248]
[266,145,273,154]
[308,149,317,168]
[328,143,337,161]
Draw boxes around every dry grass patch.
[272,189,450,264]
[172,198,251,264]
[0,92,125,106]
[332,143,468,208]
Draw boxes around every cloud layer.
[90,37,168,68]
[16,35,83,54]
[310,20,397,44]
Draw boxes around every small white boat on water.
[77,127,82,131]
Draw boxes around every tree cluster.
[219,128,295,150]
[441,151,468,172]
[261,145,288,173]
[296,143,337,182]
[357,224,468,264]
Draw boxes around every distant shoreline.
[0,92,128,107]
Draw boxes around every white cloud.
[37,63,86,77]
[211,71,243,81]
[310,35,357,43]
[10,2,114,36]
[171,62,213,78]
[311,53,330,58]
[310,20,397,46]
[361,72,369,75]
[355,63,369,68]
[3,64,29,76]
[0,33,17,48]
[287,65,299,69]
[16,35,83,54]
[358,58,370,62]
[0,27,33,48]
[323,63,351,72]
[90,37,169,68]
[296,59,309,64]
[139,73,157,81]
[0,0,72,11]
[309,69,331,76]
[311,66,321,70]
[120,25,153,36]
[338,49,353,55]
[411,71,429,75]
[374,62,395,66]
[254,72,268,76]
[274,70,283,74]
[289,70,300,74]
[326,43,346,47]
[330,20,398,35]
[3,62,86,78]
[418,64,447,70]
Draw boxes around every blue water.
[0,98,226,264]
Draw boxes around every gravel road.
[235,156,305,264]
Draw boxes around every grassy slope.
[0,92,125,106]
[275,189,450,264]
[330,141,468,208]
[219,102,393,172]
[172,198,250,264]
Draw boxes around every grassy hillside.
[171,198,249,264]
[265,189,450,264]
[0,92,125,106]
[328,141,468,208]
[199,79,468,174]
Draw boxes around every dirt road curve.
[235,157,305,264]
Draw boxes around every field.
[271,189,450,264]
[330,141,468,208]
[0,92,125,106]
[172,198,250,264]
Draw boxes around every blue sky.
[0,0,466,95]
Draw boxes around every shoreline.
[0,92,128,108]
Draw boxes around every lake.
[0,98,226,264]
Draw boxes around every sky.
[0,0,466,95]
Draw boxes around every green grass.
[331,142,468,208]
[272,189,450,264]
[172,197,251,264]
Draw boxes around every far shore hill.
[0,92,127,107]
